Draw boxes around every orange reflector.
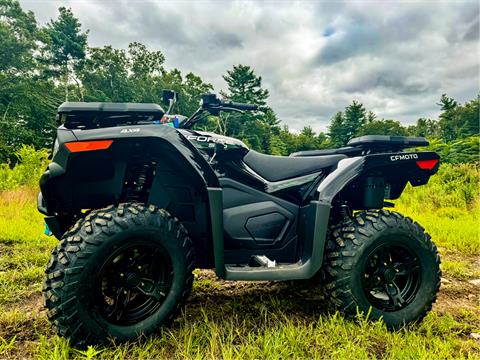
[416,159,439,170]
[65,140,113,153]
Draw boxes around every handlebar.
[219,101,258,111]
[180,93,258,129]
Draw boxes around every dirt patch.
[16,293,44,314]
[0,293,47,340]
[434,275,480,329]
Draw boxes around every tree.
[0,0,59,162]
[44,7,88,101]
[221,64,269,107]
[438,94,459,142]
[344,100,367,138]
[358,119,408,136]
[408,118,440,138]
[79,42,212,117]
[328,101,367,146]
[220,64,279,152]
[0,0,37,74]
[296,126,319,151]
[128,42,166,103]
[438,94,479,142]
[79,46,132,102]
[328,111,345,147]
[437,94,458,111]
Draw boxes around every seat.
[243,150,346,182]
[289,146,359,157]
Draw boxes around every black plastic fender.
[317,151,440,206]
[71,124,219,188]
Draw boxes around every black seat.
[243,150,346,182]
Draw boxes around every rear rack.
[58,102,165,129]
[291,135,429,157]
[347,135,429,151]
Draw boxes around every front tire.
[321,210,441,328]
[43,203,195,346]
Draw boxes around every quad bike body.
[39,92,441,345]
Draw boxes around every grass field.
[0,163,479,359]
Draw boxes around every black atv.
[39,91,441,346]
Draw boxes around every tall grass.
[394,163,480,254]
[0,145,49,191]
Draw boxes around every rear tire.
[43,203,195,346]
[321,209,441,328]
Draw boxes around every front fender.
[71,124,219,188]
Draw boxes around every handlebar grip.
[222,101,258,111]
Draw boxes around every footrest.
[225,261,308,281]
[249,255,276,268]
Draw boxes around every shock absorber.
[124,161,154,202]
[133,164,149,194]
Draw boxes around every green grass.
[394,163,480,255]
[395,200,480,255]
[0,162,479,358]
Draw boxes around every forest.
[1,0,478,164]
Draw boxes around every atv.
[39,91,441,346]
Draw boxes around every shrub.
[398,163,479,211]
[0,145,49,191]
[425,135,480,164]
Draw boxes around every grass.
[0,162,479,358]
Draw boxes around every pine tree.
[44,7,88,101]
[328,101,367,146]
[221,64,280,153]
[222,64,269,107]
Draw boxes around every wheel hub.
[96,242,173,325]
[362,243,421,311]
[125,272,141,288]
[383,268,396,283]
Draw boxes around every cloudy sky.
[20,0,479,132]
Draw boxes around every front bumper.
[37,192,48,215]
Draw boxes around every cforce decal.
[187,135,230,145]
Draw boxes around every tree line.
[1,0,478,163]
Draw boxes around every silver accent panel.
[317,157,365,203]
[242,162,321,193]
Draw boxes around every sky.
[20,0,479,132]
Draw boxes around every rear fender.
[318,151,440,209]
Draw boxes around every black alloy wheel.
[96,242,174,325]
[43,203,195,346]
[321,209,441,328]
[362,243,421,312]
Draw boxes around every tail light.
[416,159,439,170]
[65,140,113,153]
